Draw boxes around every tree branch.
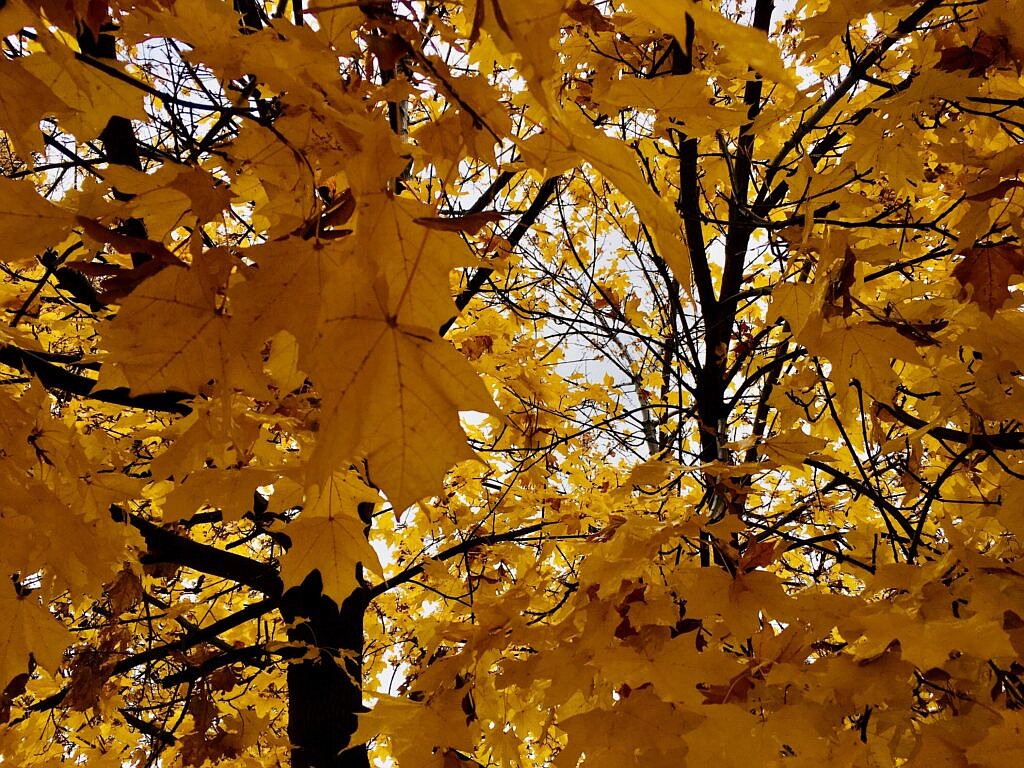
[441,176,561,336]
[756,0,945,200]
[875,402,1024,451]
[111,506,282,596]
[23,597,277,716]
[0,344,193,415]
[368,522,551,599]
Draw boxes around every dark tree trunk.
[281,570,370,768]
[281,501,375,768]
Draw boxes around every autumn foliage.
[2,0,1024,766]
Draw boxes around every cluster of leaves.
[1,0,1024,766]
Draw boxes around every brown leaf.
[368,33,409,72]
[966,178,1024,202]
[461,335,493,360]
[822,247,856,319]
[107,567,143,614]
[94,259,169,303]
[76,216,183,266]
[0,673,30,724]
[937,33,1015,77]
[699,669,757,704]
[66,649,111,711]
[952,245,1024,316]
[322,189,356,228]
[414,211,504,234]
[937,45,987,76]
[566,1,615,32]
[614,615,637,639]
[738,538,782,573]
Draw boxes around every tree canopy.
[2,0,1024,765]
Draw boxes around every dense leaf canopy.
[1,0,1024,766]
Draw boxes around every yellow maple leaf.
[21,30,148,141]
[352,194,480,329]
[279,472,380,600]
[761,429,830,467]
[0,177,75,265]
[0,584,71,686]
[0,57,71,154]
[600,75,746,138]
[817,321,924,397]
[100,250,235,394]
[352,693,474,768]
[280,514,379,601]
[630,0,795,86]
[310,314,494,513]
[232,196,496,511]
[464,0,566,95]
[161,467,278,522]
[526,111,691,292]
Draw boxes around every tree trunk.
[281,571,370,768]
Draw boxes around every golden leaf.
[0,177,75,265]
[0,585,71,686]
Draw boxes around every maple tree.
[2,0,1024,765]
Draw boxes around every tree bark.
[281,571,370,768]
[281,501,374,768]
